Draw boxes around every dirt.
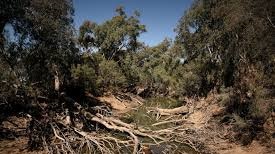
[219,141,267,154]
[0,116,44,154]
[186,93,274,154]
[0,137,44,154]
[98,93,142,115]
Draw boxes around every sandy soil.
[186,93,274,154]
[0,137,44,154]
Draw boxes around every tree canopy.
[78,6,146,61]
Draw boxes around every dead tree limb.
[90,116,140,154]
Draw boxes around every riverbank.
[0,92,274,153]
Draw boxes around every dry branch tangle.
[83,112,166,154]
[48,94,203,154]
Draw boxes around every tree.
[78,6,146,61]
[176,0,274,93]
[71,52,127,95]
[125,39,185,96]
[176,0,275,144]
[24,0,78,91]
[0,0,31,48]
[0,1,79,148]
[74,6,146,94]
[1,0,78,91]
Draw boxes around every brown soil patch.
[0,137,44,154]
[0,116,44,154]
[98,93,142,114]
[186,93,273,154]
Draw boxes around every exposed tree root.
[90,115,140,154]
[2,92,272,154]
[36,95,166,154]
[0,91,222,154]
[40,101,204,154]
[22,93,217,154]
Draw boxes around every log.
[152,106,189,116]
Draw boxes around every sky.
[73,0,193,46]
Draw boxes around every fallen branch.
[50,124,65,142]
[148,106,189,120]
[90,116,140,154]
[155,106,189,115]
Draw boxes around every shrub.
[96,58,127,92]
[71,63,98,94]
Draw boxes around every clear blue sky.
[73,0,193,46]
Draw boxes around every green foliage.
[71,53,127,94]
[71,64,97,92]
[1,0,78,93]
[175,0,274,143]
[120,53,141,86]
[97,58,127,91]
[128,39,183,95]
[176,0,274,94]
[75,7,149,94]
[178,71,201,97]
[24,0,77,89]
[0,0,30,47]
[78,6,146,60]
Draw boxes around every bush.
[71,63,98,94]
[96,58,127,92]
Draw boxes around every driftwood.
[85,92,143,111]
[155,106,189,115]
[148,105,189,120]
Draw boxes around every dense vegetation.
[0,0,274,153]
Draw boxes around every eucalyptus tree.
[78,6,146,61]
[1,0,78,94]
[176,0,274,93]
